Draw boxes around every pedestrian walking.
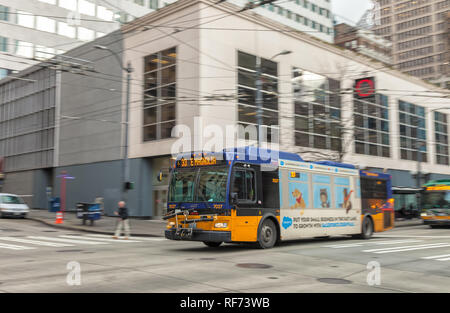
[113,201,130,240]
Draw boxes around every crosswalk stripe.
[85,234,165,241]
[364,243,450,254]
[324,240,422,249]
[437,257,450,261]
[363,242,449,253]
[0,237,73,247]
[59,235,142,243]
[0,242,35,250]
[422,254,450,260]
[28,236,109,245]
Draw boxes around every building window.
[36,16,56,33]
[0,36,8,52]
[143,47,177,142]
[237,51,279,142]
[435,112,449,165]
[17,10,34,28]
[398,101,427,162]
[58,21,76,38]
[15,40,34,58]
[0,68,12,79]
[0,5,9,21]
[149,0,159,9]
[354,94,390,158]
[293,68,342,151]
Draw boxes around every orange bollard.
[55,211,64,224]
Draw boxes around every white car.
[0,193,30,218]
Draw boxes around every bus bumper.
[165,228,231,242]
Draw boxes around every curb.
[27,217,164,238]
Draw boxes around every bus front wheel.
[203,241,222,248]
[257,219,278,249]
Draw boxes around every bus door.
[230,164,261,242]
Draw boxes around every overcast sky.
[332,0,373,25]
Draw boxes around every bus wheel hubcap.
[262,226,272,242]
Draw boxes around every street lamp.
[94,45,134,201]
[255,50,292,146]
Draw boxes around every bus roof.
[175,147,357,169]
[423,179,450,187]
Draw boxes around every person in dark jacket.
[113,201,130,239]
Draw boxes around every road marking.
[0,237,73,247]
[422,254,450,261]
[363,243,450,254]
[59,235,142,243]
[27,236,109,245]
[374,235,450,239]
[85,234,165,241]
[0,242,35,250]
[324,240,422,249]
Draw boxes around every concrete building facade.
[1,0,449,216]
[0,0,334,80]
[372,0,450,88]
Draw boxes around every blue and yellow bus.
[164,147,394,248]
[421,180,450,228]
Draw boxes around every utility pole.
[94,46,134,202]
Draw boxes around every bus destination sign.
[176,156,219,168]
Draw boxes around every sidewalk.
[28,210,166,237]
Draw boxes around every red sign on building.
[354,77,376,99]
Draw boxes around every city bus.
[164,147,394,248]
[421,180,450,228]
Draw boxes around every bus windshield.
[168,166,228,203]
[423,191,450,210]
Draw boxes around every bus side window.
[232,169,256,203]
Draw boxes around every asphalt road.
[0,218,449,293]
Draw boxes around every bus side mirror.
[231,192,238,205]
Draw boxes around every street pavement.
[0,217,449,293]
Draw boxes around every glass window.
[143,47,177,141]
[0,5,9,21]
[78,0,95,16]
[58,22,76,38]
[232,169,256,202]
[17,11,34,28]
[293,67,342,151]
[36,16,56,33]
[97,6,114,21]
[59,0,77,11]
[237,51,279,142]
[197,167,228,203]
[15,41,33,58]
[1,195,25,204]
[353,94,390,157]
[168,169,197,202]
[398,101,427,162]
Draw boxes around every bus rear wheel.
[203,241,222,248]
[257,219,278,249]
[360,216,374,239]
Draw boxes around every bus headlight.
[421,213,427,217]
[214,223,228,228]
